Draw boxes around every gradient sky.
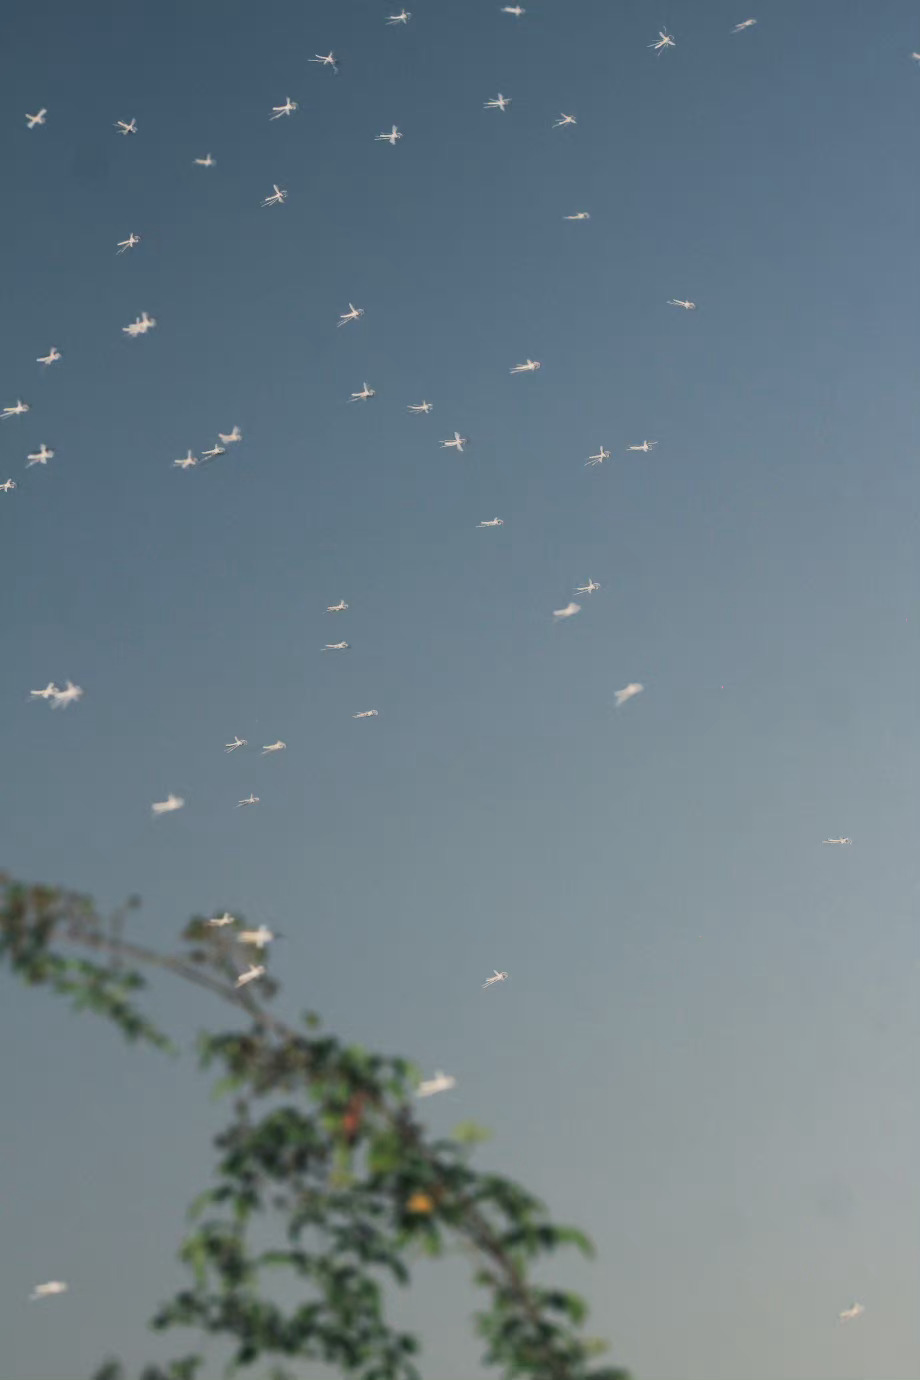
[3,2,920,1378]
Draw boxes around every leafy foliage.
[0,874,630,1380]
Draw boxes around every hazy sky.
[3,2,920,1378]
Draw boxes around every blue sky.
[3,1,920,1377]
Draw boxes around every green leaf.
[186,1189,216,1222]
[451,1120,493,1147]
[209,1074,245,1102]
[546,1223,596,1258]
[367,1131,404,1175]
[583,1336,611,1357]
[179,1235,209,1289]
[90,1361,125,1380]
[542,1288,588,1324]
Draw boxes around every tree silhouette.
[0,873,629,1380]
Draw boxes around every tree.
[0,873,630,1380]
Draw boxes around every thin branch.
[69,926,292,1037]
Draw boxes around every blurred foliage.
[0,873,630,1380]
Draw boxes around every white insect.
[26,444,54,467]
[48,681,82,709]
[152,793,185,815]
[575,580,600,594]
[310,51,339,71]
[823,837,852,846]
[337,303,364,327]
[235,964,265,988]
[262,184,287,207]
[323,642,350,650]
[482,969,508,988]
[328,600,349,613]
[627,440,657,453]
[649,30,675,51]
[564,211,590,220]
[47,681,81,711]
[208,912,236,927]
[839,1303,864,1322]
[511,359,541,374]
[408,401,433,414]
[270,97,298,120]
[0,479,16,492]
[614,682,644,708]
[25,109,47,129]
[1,400,30,419]
[52,681,83,706]
[238,925,276,949]
[376,125,403,145]
[123,311,157,337]
[586,447,610,467]
[116,233,141,254]
[668,298,696,309]
[218,426,242,444]
[353,709,378,718]
[30,1281,67,1301]
[387,9,411,23]
[30,682,59,701]
[261,740,286,755]
[477,517,504,527]
[37,347,61,366]
[115,118,137,135]
[441,431,468,452]
[416,1070,457,1098]
[484,94,511,111]
[173,450,198,469]
[237,794,260,807]
[912,52,920,63]
[200,445,226,463]
[501,5,525,14]
[194,153,216,167]
[225,737,247,753]
[732,18,757,32]
[553,114,576,128]
[554,602,581,620]
[350,382,375,402]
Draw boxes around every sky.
[2,1,920,1377]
